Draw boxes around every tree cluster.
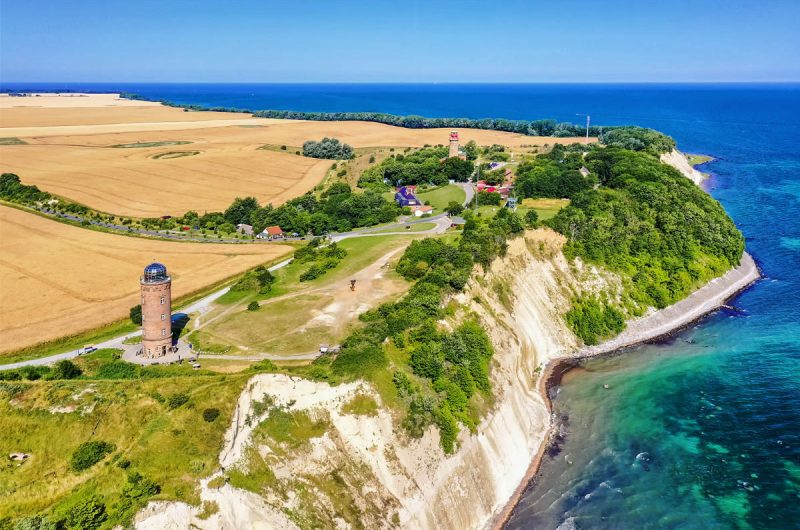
[548,147,744,341]
[302,137,354,159]
[514,144,596,200]
[599,126,676,155]
[0,173,50,204]
[358,147,474,189]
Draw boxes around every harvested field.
[0,205,292,354]
[0,133,333,217]
[0,94,591,217]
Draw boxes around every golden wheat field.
[0,94,591,217]
[0,205,292,354]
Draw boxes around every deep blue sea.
[4,83,798,529]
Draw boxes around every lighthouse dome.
[142,262,168,283]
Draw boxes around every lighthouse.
[140,262,172,358]
[448,130,460,158]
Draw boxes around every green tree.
[247,301,259,311]
[445,201,464,216]
[223,196,260,226]
[129,304,142,325]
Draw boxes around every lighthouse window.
[161,313,166,321]
[161,328,166,336]
[160,295,165,304]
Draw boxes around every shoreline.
[491,251,761,529]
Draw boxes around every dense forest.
[548,147,744,342]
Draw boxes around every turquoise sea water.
[3,83,798,528]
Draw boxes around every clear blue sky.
[2,0,799,83]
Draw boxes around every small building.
[410,205,434,217]
[257,226,284,240]
[236,223,253,236]
[505,197,518,210]
[449,216,467,229]
[395,186,420,207]
[579,166,590,177]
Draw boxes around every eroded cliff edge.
[135,150,759,530]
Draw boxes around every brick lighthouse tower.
[448,130,460,158]
[140,262,172,358]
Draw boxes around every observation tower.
[140,262,172,358]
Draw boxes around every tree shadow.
[171,313,190,342]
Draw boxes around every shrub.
[70,441,115,472]
[49,360,81,380]
[203,408,220,422]
[129,304,142,325]
[63,495,107,530]
[95,361,138,379]
[167,392,189,410]
[247,301,259,311]
[525,209,539,227]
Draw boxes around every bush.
[247,301,259,311]
[70,441,115,472]
[565,296,626,345]
[476,191,502,206]
[95,361,138,379]
[129,304,142,325]
[49,360,81,380]
[203,408,220,422]
[302,137,354,159]
[63,495,107,530]
[167,392,189,410]
[525,209,539,227]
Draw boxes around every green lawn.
[0,137,26,145]
[518,198,570,221]
[371,222,436,234]
[416,184,466,211]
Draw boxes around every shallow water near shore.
[4,82,798,529]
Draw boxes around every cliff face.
[135,230,616,530]
[661,149,706,185]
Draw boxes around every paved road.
[0,257,295,371]
[0,184,474,371]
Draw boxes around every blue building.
[394,186,420,207]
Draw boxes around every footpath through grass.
[194,235,417,355]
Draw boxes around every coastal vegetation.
[0,348,256,528]
[598,126,676,155]
[548,147,744,341]
[307,208,526,452]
